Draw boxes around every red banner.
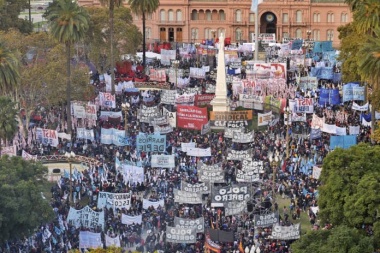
[194,94,215,107]
[177,105,208,130]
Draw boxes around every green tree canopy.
[0,0,32,33]
[0,156,54,243]
[0,42,20,95]
[318,143,380,248]
[0,96,18,149]
[290,225,374,253]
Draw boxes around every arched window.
[160,10,166,21]
[313,13,320,23]
[176,10,182,21]
[249,13,255,23]
[341,13,348,23]
[218,28,226,37]
[146,13,152,20]
[327,13,334,23]
[296,10,302,23]
[313,29,320,41]
[236,9,242,22]
[191,28,199,41]
[327,29,334,41]
[295,28,302,38]
[206,10,212,21]
[191,10,198,20]
[205,28,211,39]
[236,28,242,41]
[219,10,225,21]
[168,10,174,21]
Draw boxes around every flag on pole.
[239,240,244,253]
[250,0,263,13]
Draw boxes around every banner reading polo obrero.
[151,154,175,168]
[236,160,263,182]
[258,111,273,126]
[98,92,116,108]
[166,226,196,244]
[174,217,204,233]
[232,130,254,143]
[36,128,59,147]
[211,185,250,207]
[181,181,210,193]
[209,110,253,129]
[197,162,224,183]
[227,148,253,160]
[224,201,247,216]
[254,212,279,227]
[173,189,202,204]
[177,105,208,130]
[136,133,166,152]
[271,223,301,240]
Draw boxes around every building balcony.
[290,22,307,26]
[190,19,227,24]
[157,20,186,26]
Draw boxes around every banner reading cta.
[177,105,208,130]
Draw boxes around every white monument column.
[211,33,230,112]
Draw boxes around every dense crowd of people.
[0,49,373,253]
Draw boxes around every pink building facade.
[78,0,352,48]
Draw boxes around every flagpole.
[254,3,259,61]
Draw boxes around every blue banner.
[291,39,303,50]
[136,133,166,152]
[310,128,322,140]
[342,83,364,102]
[319,88,340,106]
[332,73,342,84]
[330,135,357,149]
[101,128,130,146]
[310,67,334,80]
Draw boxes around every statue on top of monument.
[218,33,225,50]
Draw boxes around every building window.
[295,28,302,38]
[236,9,242,22]
[205,28,211,39]
[206,10,212,21]
[160,10,166,21]
[313,29,320,41]
[134,14,139,20]
[236,28,242,41]
[296,10,302,23]
[168,10,174,21]
[341,13,348,23]
[191,28,199,41]
[327,13,334,23]
[191,10,198,21]
[219,10,225,21]
[176,10,182,21]
[313,13,320,23]
[218,28,226,37]
[146,13,152,20]
[282,13,288,23]
[249,13,255,23]
[283,32,289,39]
[327,30,334,41]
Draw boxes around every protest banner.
[99,92,116,108]
[36,128,59,147]
[72,103,85,118]
[352,102,369,111]
[175,93,195,106]
[311,114,324,129]
[224,201,247,216]
[224,127,244,139]
[150,116,168,126]
[85,104,97,120]
[194,94,215,107]
[174,189,203,204]
[201,121,211,135]
[330,135,357,150]
[271,224,301,240]
[294,98,314,113]
[77,128,95,141]
[143,199,165,209]
[100,128,129,146]
[1,145,16,156]
[136,133,166,152]
[184,86,202,95]
[239,94,263,103]
[189,67,206,78]
[318,88,340,106]
[99,111,122,121]
[343,83,365,102]
[299,76,318,90]
[79,231,103,249]
[186,147,211,157]
[312,166,322,180]
[160,49,176,65]
[310,128,322,139]
[232,130,254,143]
[119,164,144,184]
[97,192,132,210]
[22,150,37,161]
[149,69,166,82]
[138,105,161,123]
[258,111,273,126]
[67,206,105,229]
[264,96,286,113]
[160,90,177,105]
[210,110,253,129]
[151,155,175,168]
[166,226,196,244]
[181,181,210,193]
[163,107,177,127]
[121,214,142,225]
[254,212,279,227]
[174,217,204,233]
[105,234,121,248]
[181,142,196,152]
[212,185,250,205]
[236,160,263,182]
[154,124,173,134]
[227,148,253,160]
[197,163,225,183]
[177,105,208,130]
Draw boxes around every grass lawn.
[276,194,313,235]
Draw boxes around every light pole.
[285,107,292,159]
[65,151,76,204]
[269,155,279,211]
[307,30,311,40]
[121,102,130,136]
[172,60,179,89]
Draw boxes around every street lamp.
[285,107,292,159]
[269,154,279,211]
[306,30,311,40]
[65,151,76,204]
[172,60,180,89]
[121,102,130,136]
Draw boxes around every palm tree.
[0,42,20,95]
[128,0,160,70]
[358,28,380,142]
[46,0,89,134]
[97,0,123,96]
[0,96,18,152]
[352,0,380,33]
